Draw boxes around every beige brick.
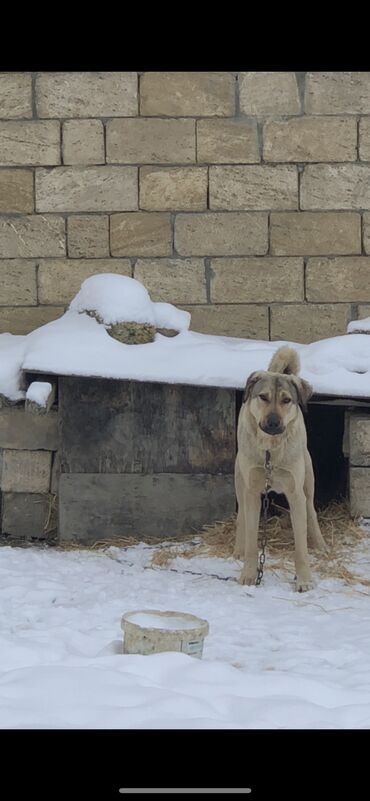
[349,414,370,466]
[301,165,370,210]
[306,257,370,302]
[0,121,60,166]
[0,215,65,258]
[197,119,259,164]
[36,167,138,212]
[1,449,52,493]
[357,303,370,320]
[36,72,137,117]
[264,117,357,163]
[239,72,300,115]
[270,212,361,256]
[359,118,370,160]
[270,304,350,344]
[140,167,207,211]
[38,259,131,304]
[209,165,298,210]
[210,258,303,303]
[110,213,172,256]
[134,259,206,303]
[63,120,104,165]
[0,169,34,213]
[363,214,370,254]
[106,118,196,164]
[0,73,32,118]
[140,72,235,117]
[67,215,109,257]
[305,72,370,114]
[350,467,370,517]
[181,304,269,338]
[175,212,268,256]
[0,408,58,451]
[0,261,37,305]
[0,306,64,335]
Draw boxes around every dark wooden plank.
[59,377,236,474]
[59,473,235,543]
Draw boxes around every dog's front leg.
[288,490,314,592]
[239,492,261,586]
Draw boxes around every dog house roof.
[2,310,370,403]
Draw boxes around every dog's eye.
[282,397,291,404]
[259,394,269,402]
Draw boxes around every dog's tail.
[268,346,300,375]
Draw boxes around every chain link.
[255,449,273,586]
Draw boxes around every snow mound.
[0,334,27,401]
[153,302,190,332]
[26,381,52,407]
[347,317,370,334]
[69,274,156,326]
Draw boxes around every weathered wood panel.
[59,377,236,474]
[59,473,235,543]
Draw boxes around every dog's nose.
[263,413,283,435]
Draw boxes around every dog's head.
[243,371,312,436]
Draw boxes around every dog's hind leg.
[307,501,328,552]
[304,451,328,553]
[234,459,246,559]
[234,508,246,560]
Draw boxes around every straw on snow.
[149,501,370,588]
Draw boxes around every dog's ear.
[293,377,312,411]
[243,371,261,403]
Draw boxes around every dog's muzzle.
[259,414,284,436]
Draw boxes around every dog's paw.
[315,541,329,555]
[239,568,257,586]
[295,575,314,592]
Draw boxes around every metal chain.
[255,449,273,586]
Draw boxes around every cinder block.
[349,413,370,466]
[0,408,58,450]
[350,467,370,517]
[1,449,52,493]
[1,492,57,539]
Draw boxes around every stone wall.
[0,404,58,541]
[1,72,370,342]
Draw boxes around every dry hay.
[149,500,370,588]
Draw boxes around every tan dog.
[234,346,327,592]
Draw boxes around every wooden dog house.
[2,366,370,544]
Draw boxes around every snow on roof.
[1,275,370,401]
[347,316,370,334]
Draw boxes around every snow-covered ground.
[1,538,370,729]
